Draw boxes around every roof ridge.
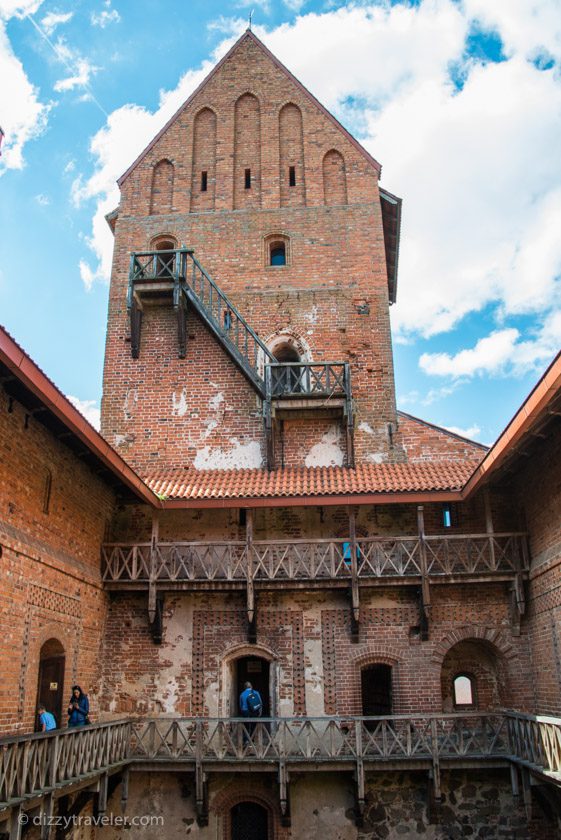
[117,27,382,188]
[397,410,489,450]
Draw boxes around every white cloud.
[420,320,560,379]
[73,0,561,383]
[0,1,43,19]
[91,1,120,29]
[67,395,101,429]
[0,15,50,172]
[443,423,482,440]
[34,192,49,205]
[54,55,98,91]
[40,10,72,36]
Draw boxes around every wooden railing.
[127,250,351,407]
[0,720,130,807]
[101,533,528,584]
[1,714,559,813]
[506,712,561,778]
[266,361,350,399]
[129,713,510,763]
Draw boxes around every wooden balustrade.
[128,713,511,764]
[1,713,559,823]
[0,720,130,808]
[101,533,528,585]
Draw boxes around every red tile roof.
[145,460,480,503]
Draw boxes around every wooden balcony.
[1,713,559,833]
[102,533,528,588]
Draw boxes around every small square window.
[244,168,251,189]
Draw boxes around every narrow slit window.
[289,166,296,187]
[200,171,208,192]
[224,309,232,330]
[443,503,458,528]
[244,168,251,189]
[43,469,52,515]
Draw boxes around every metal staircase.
[127,248,354,467]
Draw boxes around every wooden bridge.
[1,712,559,835]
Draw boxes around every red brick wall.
[0,386,114,734]
[397,412,487,463]
[102,33,398,472]
[511,419,561,714]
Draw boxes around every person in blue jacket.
[38,705,57,731]
[67,685,89,727]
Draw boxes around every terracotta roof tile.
[145,460,480,502]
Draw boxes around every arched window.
[270,242,286,266]
[453,673,476,708]
[265,234,290,267]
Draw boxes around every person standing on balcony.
[38,705,57,732]
[239,681,263,743]
[67,685,90,727]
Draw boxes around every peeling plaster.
[171,388,188,417]
[359,421,374,435]
[304,304,319,325]
[305,426,344,468]
[194,439,262,470]
[123,388,138,421]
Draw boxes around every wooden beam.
[348,506,360,640]
[417,506,430,634]
[246,509,255,634]
[148,513,159,624]
[483,489,496,570]
[278,761,291,827]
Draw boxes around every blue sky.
[1,0,560,442]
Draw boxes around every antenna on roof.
[248,9,254,30]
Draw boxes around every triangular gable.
[117,29,382,187]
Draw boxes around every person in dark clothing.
[67,685,89,727]
[239,681,263,745]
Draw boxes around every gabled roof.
[463,350,561,495]
[117,29,382,187]
[0,325,158,506]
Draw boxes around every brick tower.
[101,30,402,475]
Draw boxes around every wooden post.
[355,721,365,826]
[9,807,22,840]
[148,513,159,624]
[348,506,360,639]
[510,763,520,798]
[430,718,441,801]
[246,509,256,638]
[483,488,496,570]
[279,762,291,826]
[417,506,430,634]
[121,768,129,814]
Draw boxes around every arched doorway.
[235,656,271,717]
[441,639,507,711]
[36,639,65,729]
[361,664,392,717]
[231,801,269,840]
[152,237,176,278]
[272,342,303,395]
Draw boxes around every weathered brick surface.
[0,385,113,734]
[101,33,398,472]
[511,419,561,714]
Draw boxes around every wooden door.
[231,802,268,840]
[36,656,65,729]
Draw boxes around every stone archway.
[440,638,509,711]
